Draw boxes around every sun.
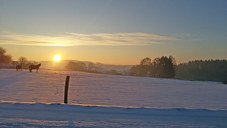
[53,55,61,62]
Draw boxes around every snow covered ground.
[0,69,227,127]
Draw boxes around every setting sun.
[53,55,61,62]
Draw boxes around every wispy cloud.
[0,32,179,46]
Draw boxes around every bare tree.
[0,47,6,55]
[0,47,12,63]
[18,57,27,69]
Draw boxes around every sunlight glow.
[53,55,61,62]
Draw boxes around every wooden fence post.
[64,76,70,104]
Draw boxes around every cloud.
[0,32,179,46]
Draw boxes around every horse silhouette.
[16,64,22,71]
[29,64,41,72]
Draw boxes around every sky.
[0,0,226,65]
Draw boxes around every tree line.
[130,56,176,78]
[175,60,227,82]
[130,57,227,83]
[0,47,36,69]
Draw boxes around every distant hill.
[40,60,132,74]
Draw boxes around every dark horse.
[29,64,41,72]
[16,64,22,71]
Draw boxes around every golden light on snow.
[53,55,61,62]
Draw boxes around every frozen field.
[0,69,227,127]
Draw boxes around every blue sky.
[0,0,226,64]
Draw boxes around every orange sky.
[0,1,226,65]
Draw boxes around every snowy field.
[0,69,227,127]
